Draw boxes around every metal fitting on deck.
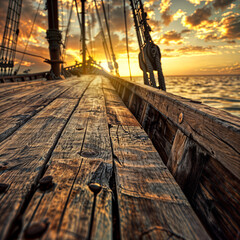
[89,183,102,195]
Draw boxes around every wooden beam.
[109,75,240,239]
[102,77,209,239]
[110,76,240,179]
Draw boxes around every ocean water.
[123,75,240,117]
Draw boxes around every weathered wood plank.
[167,129,208,197]
[102,77,209,239]
[108,75,240,239]
[110,77,240,179]
[59,76,92,99]
[0,78,67,103]
[141,105,176,164]
[0,97,79,239]
[110,125,209,240]
[102,78,140,126]
[0,78,85,143]
[192,157,240,239]
[0,78,76,111]
[58,77,112,240]
[0,79,49,95]
[16,76,112,240]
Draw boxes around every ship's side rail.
[0,63,102,83]
[0,71,48,83]
[108,75,240,239]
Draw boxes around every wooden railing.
[107,74,240,240]
[0,71,48,83]
[0,62,103,83]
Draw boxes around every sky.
[0,0,240,76]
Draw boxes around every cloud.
[160,1,186,26]
[212,0,237,10]
[199,62,240,73]
[173,9,186,21]
[159,0,173,26]
[159,30,183,45]
[161,10,173,26]
[109,6,132,33]
[202,14,240,41]
[162,45,216,57]
[227,3,236,10]
[181,29,191,34]
[148,19,162,32]
[227,40,236,44]
[187,0,203,4]
[222,11,234,17]
[160,0,172,13]
[0,0,9,37]
[178,45,215,54]
[218,15,240,39]
[182,6,212,27]
[186,0,213,5]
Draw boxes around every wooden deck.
[0,75,209,239]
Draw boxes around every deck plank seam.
[101,77,122,240]
[56,117,90,234]
[105,107,122,240]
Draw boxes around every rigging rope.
[74,0,91,58]
[74,0,83,59]
[123,0,132,81]
[90,7,95,58]
[101,0,119,76]
[94,0,113,72]
[15,0,42,74]
[87,6,93,57]
[0,45,47,60]
[62,0,74,63]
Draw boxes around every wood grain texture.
[109,76,240,239]
[58,76,113,240]
[0,78,82,143]
[0,79,50,95]
[110,125,209,240]
[0,76,91,239]
[0,97,78,239]
[167,129,208,198]
[102,76,209,239]
[17,76,112,240]
[102,78,140,126]
[110,76,240,179]
[1,75,228,239]
[192,156,240,239]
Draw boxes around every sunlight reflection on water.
[123,75,240,117]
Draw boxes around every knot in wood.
[24,221,49,238]
[178,113,184,124]
[0,183,8,193]
[0,164,7,170]
[89,183,102,195]
[80,151,98,158]
[39,176,53,190]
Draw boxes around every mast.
[81,0,86,74]
[46,0,62,78]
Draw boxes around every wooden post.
[81,0,86,74]
[46,0,62,78]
